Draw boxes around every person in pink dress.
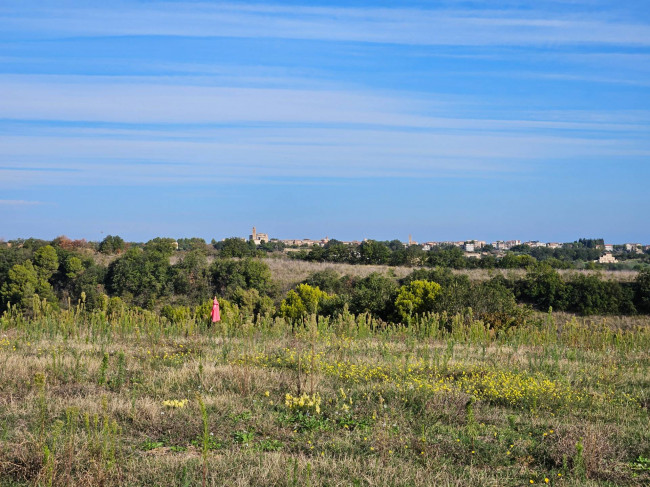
[211,296,221,323]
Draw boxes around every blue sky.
[1,0,649,243]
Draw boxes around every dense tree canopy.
[99,235,126,254]
[107,247,173,307]
[214,238,260,258]
[349,273,399,321]
[1,236,649,322]
[210,258,274,298]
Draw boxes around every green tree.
[427,246,467,268]
[258,240,285,252]
[176,237,207,251]
[349,273,399,320]
[19,238,49,251]
[402,267,465,288]
[98,235,126,254]
[0,260,56,309]
[387,239,404,251]
[210,258,274,298]
[307,241,357,264]
[359,240,390,265]
[107,247,172,307]
[33,245,59,280]
[635,269,650,313]
[390,245,424,266]
[68,262,107,310]
[0,246,33,287]
[172,249,211,303]
[144,237,176,257]
[394,280,441,321]
[64,256,84,280]
[400,268,472,317]
[516,265,568,311]
[231,287,275,318]
[1,260,39,308]
[161,304,191,325]
[280,284,331,320]
[499,253,536,269]
[303,269,344,294]
[469,278,525,330]
[566,275,626,315]
[215,238,258,258]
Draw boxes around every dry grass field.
[1,307,649,486]
[263,257,638,293]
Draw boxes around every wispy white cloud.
[1,1,649,47]
[0,199,43,206]
[1,75,648,134]
[508,71,650,87]
[0,75,430,126]
[454,68,650,88]
[2,122,647,189]
[1,71,648,189]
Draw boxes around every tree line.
[290,239,650,270]
[1,237,649,327]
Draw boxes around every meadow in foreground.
[1,307,649,486]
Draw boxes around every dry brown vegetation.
[263,256,638,292]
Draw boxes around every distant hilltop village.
[227,228,647,263]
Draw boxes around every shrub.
[280,284,331,321]
[634,269,650,313]
[394,280,441,322]
[161,304,191,325]
[349,273,399,321]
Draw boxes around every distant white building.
[599,253,617,264]
[464,242,475,252]
[625,243,643,254]
[604,244,614,252]
[525,241,547,248]
[493,240,520,250]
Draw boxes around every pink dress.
[211,298,221,322]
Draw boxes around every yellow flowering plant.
[162,399,188,408]
[284,392,321,415]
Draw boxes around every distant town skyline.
[2,230,647,248]
[1,1,649,242]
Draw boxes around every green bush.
[280,284,331,321]
[394,280,441,322]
